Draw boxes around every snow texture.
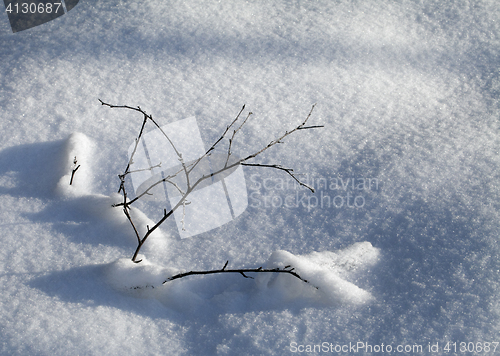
[0,0,499,355]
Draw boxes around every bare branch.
[123,207,141,246]
[163,261,315,288]
[206,104,246,156]
[101,100,322,263]
[186,104,247,177]
[226,111,252,167]
[126,162,162,174]
[99,99,187,190]
[147,116,191,189]
[112,170,184,208]
[69,156,81,185]
[241,104,318,163]
[297,125,324,130]
[241,163,315,192]
[118,116,148,193]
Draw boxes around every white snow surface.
[0,1,499,355]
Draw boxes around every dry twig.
[100,99,322,263]
[69,156,80,185]
[164,260,316,289]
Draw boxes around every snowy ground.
[0,1,499,355]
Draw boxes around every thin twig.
[163,261,315,288]
[113,172,179,208]
[297,125,324,130]
[225,111,253,167]
[123,207,141,246]
[188,104,247,175]
[241,104,320,162]
[100,99,191,191]
[69,156,80,185]
[241,163,315,192]
[126,162,162,174]
[69,165,80,185]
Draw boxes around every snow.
[255,242,379,306]
[0,0,499,355]
[55,132,94,197]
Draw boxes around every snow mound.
[105,258,180,298]
[55,132,95,197]
[256,242,379,305]
[105,242,379,309]
[303,241,380,279]
[50,132,169,250]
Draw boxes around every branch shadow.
[0,138,139,248]
[24,193,138,249]
[27,264,175,321]
[0,139,67,199]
